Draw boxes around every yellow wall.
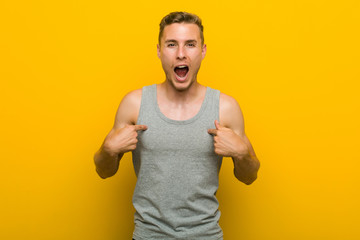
[1,0,359,239]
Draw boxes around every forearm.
[232,152,260,185]
[94,144,123,179]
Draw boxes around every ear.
[202,44,207,60]
[157,44,161,59]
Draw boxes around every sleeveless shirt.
[132,84,223,240]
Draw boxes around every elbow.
[96,167,108,179]
[243,174,257,185]
[236,173,258,185]
[245,158,260,185]
[94,154,117,179]
[96,167,116,179]
[97,171,109,179]
[235,161,260,185]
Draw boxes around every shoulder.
[219,92,245,135]
[219,92,242,119]
[122,88,142,106]
[113,88,143,128]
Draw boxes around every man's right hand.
[103,124,148,156]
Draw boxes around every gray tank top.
[132,84,223,240]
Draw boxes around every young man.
[94,12,260,240]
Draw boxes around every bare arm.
[93,89,146,179]
[208,93,260,185]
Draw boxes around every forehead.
[161,23,201,42]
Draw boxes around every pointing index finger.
[134,125,148,131]
[208,128,217,136]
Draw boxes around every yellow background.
[1,0,359,239]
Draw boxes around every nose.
[176,46,186,60]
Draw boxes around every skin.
[94,22,260,184]
[157,23,206,93]
[156,23,207,121]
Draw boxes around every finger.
[134,124,148,131]
[208,128,217,136]
[214,120,222,130]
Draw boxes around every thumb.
[214,120,222,130]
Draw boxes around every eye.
[187,43,195,47]
[167,43,176,47]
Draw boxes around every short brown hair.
[158,11,204,46]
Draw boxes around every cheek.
[160,58,173,74]
[191,56,202,68]
[160,52,174,66]
[190,50,203,62]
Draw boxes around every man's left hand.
[208,120,250,159]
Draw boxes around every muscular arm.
[209,93,260,185]
[93,89,143,179]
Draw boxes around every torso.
[131,84,223,239]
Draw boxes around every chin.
[170,79,195,92]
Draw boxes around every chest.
[157,102,203,121]
[137,122,215,156]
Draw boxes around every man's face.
[157,23,206,91]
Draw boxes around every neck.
[159,81,204,104]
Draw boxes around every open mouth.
[174,65,189,79]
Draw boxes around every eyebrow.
[164,39,198,44]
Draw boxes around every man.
[94,11,260,240]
